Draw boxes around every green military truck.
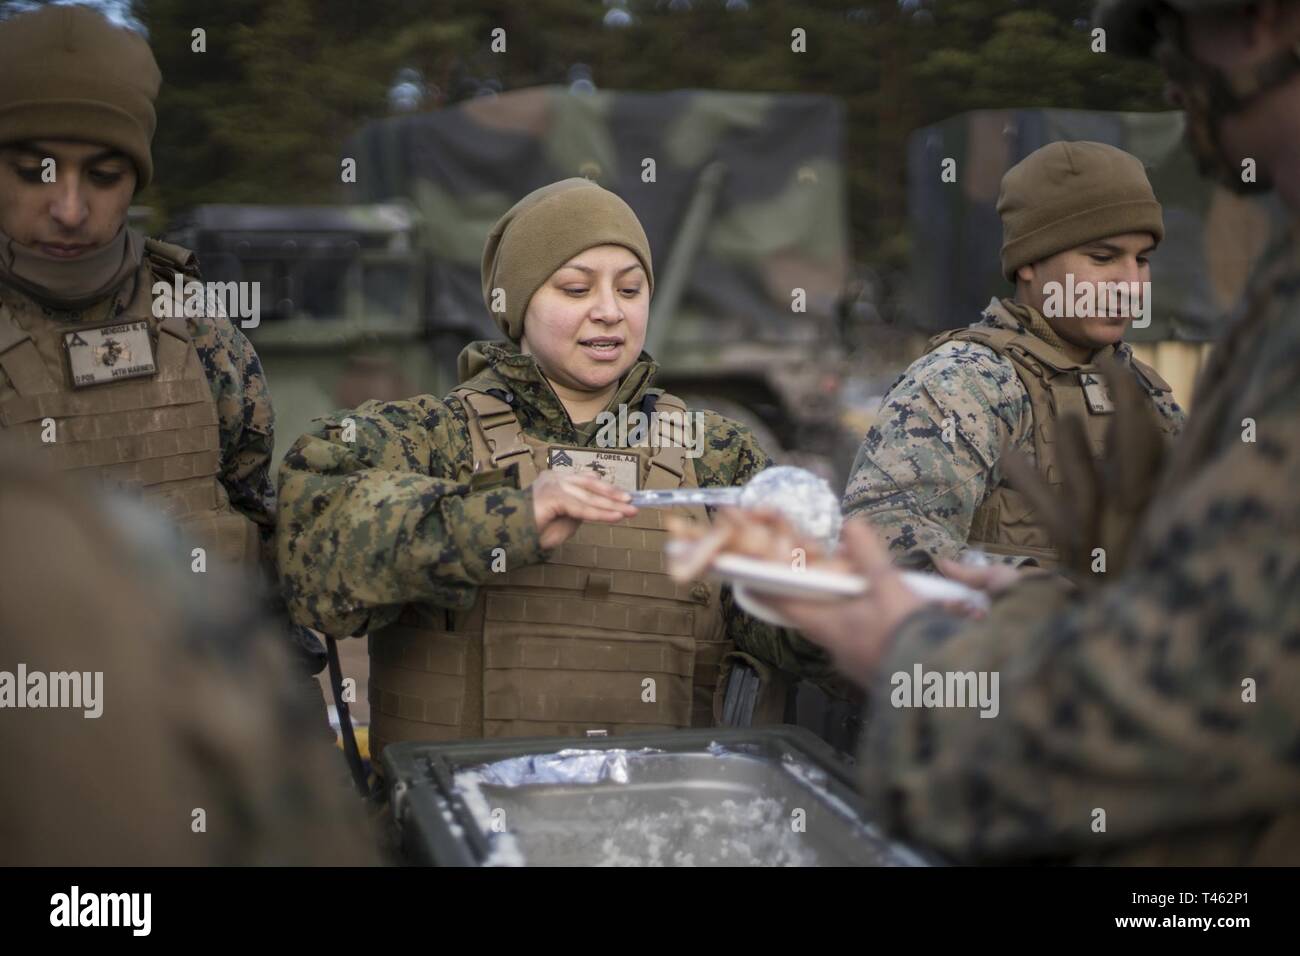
[165,202,438,477]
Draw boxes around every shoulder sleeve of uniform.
[1118,348,1187,433]
[186,311,276,536]
[906,341,1029,470]
[1154,391,1186,432]
[690,410,774,488]
[842,343,1032,563]
[320,395,468,475]
[276,394,545,636]
[1127,355,1172,393]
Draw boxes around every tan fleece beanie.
[998,141,1164,282]
[0,4,161,190]
[481,178,654,341]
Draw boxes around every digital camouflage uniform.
[277,341,836,739]
[858,233,1300,864]
[844,298,1185,567]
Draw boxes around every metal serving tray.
[382,726,934,867]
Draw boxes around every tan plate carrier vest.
[926,325,1175,568]
[0,239,260,567]
[368,386,730,756]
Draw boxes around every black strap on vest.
[326,634,375,800]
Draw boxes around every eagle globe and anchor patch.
[547,447,641,492]
[63,320,157,387]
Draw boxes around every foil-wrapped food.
[632,465,842,548]
[662,470,991,617]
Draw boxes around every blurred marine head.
[1095,0,1300,194]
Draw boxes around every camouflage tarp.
[344,86,850,353]
[905,109,1291,342]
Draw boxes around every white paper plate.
[714,554,865,597]
[707,554,988,628]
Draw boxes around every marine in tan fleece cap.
[842,137,1182,576]
[481,177,654,341]
[0,3,161,189]
[998,140,1164,282]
